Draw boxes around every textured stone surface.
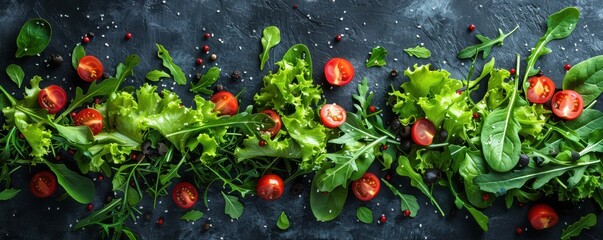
[0,0,602,239]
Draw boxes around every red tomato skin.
[351,172,381,201]
[411,118,436,146]
[171,182,198,209]
[320,104,347,128]
[324,58,355,86]
[210,91,239,116]
[74,108,104,135]
[551,90,584,120]
[30,171,58,198]
[256,174,284,201]
[38,85,67,114]
[528,203,559,230]
[527,76,555,104]
[260,109,282,138]
[77,56,104,82]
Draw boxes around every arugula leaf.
[356,206,373,224]
[404,46,431,59]
[562,55,603,105]
[56,78,119,122]
[276,212,290,230]
[504,189,541,209]
[6,64,25,88]
[366,46,387,67]
[457,26,518,59]
[259,26,281,70]
[382,179,419,217]
[46,161,95,204]
[395,156,444,216]
[181,210,204,222]
[310,172,348,222]
[15,18,52,58]
[156,44,186,85]
[191,67,220,95]
[145,70,170,82]
[221,192,244,219]
[445,172,489,231]
[0,188,20,200]
[72,45,85,70]
[74,198,122,230]
[561,214,597,240]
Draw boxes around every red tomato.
[210,91,239,116]
[320,104,347,128]
[551,90,584,120]
[30,171,57,198]
[256,174,284,201]
[38,85,67,114]
[324,58,355,86]
[74,108,103,135]
[351,172,380,201]
[171,182,198,209]
[260,109,282,138]
[527,76,555,104]
[528,203,559,230]
[77,56,104,82]
[411,118,436,146]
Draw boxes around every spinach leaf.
[562,55,603,105]
[6,64,25,88]
[15,18,52,58]
[282,44,312,74]
[259,26,281,70]
[276,212,290,230]
[356,206,373,224]
[71,45,85,70]
[310,171,348,222]
[156,44,186,85]
[181,210,204,222]
[561,214,597,240]
[145,70,170,82]
[404,46,431,59]
[382,179,419,217]
[0,188,20,201]
[45,161,95,204]
[395,156,444,216]
[458,150,494,208]
[457,26,518,59]
[191,67,221,95]
[366,46,387,67]
[221,192,244,219]
[565,109,603,140]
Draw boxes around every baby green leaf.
[562,55,603,105]
[6,64,25,88]
[457,26,518,59]
[72,45,85,70]
[396,156,444,216]
[561,214,597,240]
[382,179,419,217]
[366,46,387,67]
[191,67,221,95]
[356,206,373,224]
[45,162,95,204]
[145,70,170,82]
[221,192,244,219]
[404,46,431,59]
[259,26,281,70]
[276,212,290,230]
[0,188,21,201]
[181,210,204,222]
[156,44,186,85]
[310,172,348,222]
[15,18,52,58]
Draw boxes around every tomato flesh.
[210,91,239,116]
[551,90,583,120]
[527,76,555,104]
[256,174,284,201]
[260,109,282,138]
[30,171,57,198]
[352,172,380,201]
[324,58,355,86]
[74,108,104,135]
[320,104,347,128]
[38,85,67,114]
[77,55,104,82]
[528,203,559,230]
[411,118,436,146]
[171,182,198,209]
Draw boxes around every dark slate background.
[1,0,602,239]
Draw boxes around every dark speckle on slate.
[0,0,602,239]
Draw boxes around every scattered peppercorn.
[389,69,399,78]
[378,214,387,224]
[438,130,448,142]
[94,98,100,104]
[385,174,391,181]
[467,24,476,32]
[571,151,581,161]
[203,221,211,230]
[196,58,203,65]
[293,3,298,9]
[380,144,388,151]
[390,118,402,131]
[482,193,490,201]
[472,112,480,119]
[399,125,411,138]
[423,168,441,185]
[516,154,529,169]
[202,45,210,53]
[156,217,164,225]
[335,35,342,42]
[369,106,376,113]
[509,68,516,75]
[105,195,113,204]
[143,212,152,222]
[102,72,111,79]
[516,227,524,235]
[18,133,24,139]
[125,32,133,40]
[82,36,90,44]
[131,153,137,160]
[210,54,217,61]
[290,183,304,195]
[216,85,224,92]
[230,70,242,81]
[259,140,267,147]
[97,175,104,181]
[400,139,412,152]
[86,203,93,211]
[49,54,63,67]
[70,112,77,118]
[69,149,75,155]
[564,63,572,71]
[87,32,95,39]
[403,210,411,217]
[204,33,211,39]
[456,89,463,95]
[533,156,545,166]
[536,70,544,77]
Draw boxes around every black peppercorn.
[290,183,304,195]
[102,72,111,80]
[143,212,152,222]
[536,70,544,77]
[49,54,63,67]
[438,130,448,142]
[389,69,399,78]
[400,139,412,152]
[230,70,242,81]
[87,31,95,39]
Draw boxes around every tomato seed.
[202,45,210,53]
[335,35,342,42]
[564,64,571,71]
[403,209,411,217]
[467,24,476,32]
[86,203,93,211]
[482,193,490,201]
[516,227,523,235]
[82,36,90,44]
[125,32,133,40]
[510,68,516,75]
[156,217,164,225]
[196,58,203,65]
[204,33,211,39]
[379,214,387,223]
[259,140,267,147]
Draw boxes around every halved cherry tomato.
[74,108,103,135]
[210,91,239,116]
[551,90,583,120]
[260,109,282,138]
[256,174,284,201]
[77,56,104,82]
[527,75,555,104]
[351,172,380,201]
[320,104,346,128]
[528,203,559,230]
[30,171,57,198]
[171,182,198,209]
[411,118,436,146]
[324,58,355,86]
[38,85,67,114]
